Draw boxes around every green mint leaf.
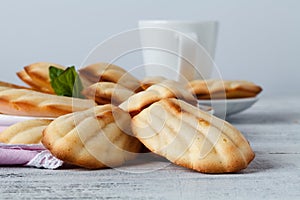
[49,66,65,80]
[49,66,84,98]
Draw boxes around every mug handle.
[177,32,198,82]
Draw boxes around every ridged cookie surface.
[17,62,65,93]
[79,63,127,84]
[82,82,135,105]
[131,98,255,173]
[119,80,197,116]
[17,70,50,93]
[79,63,142,92]
[188,79,262,99]
[140,76,167,90]
[0,86,96,117]
[0,80,30,90]
[42,105,142,169]
[0,119,52,144]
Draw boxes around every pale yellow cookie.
[42,105,142,169]
[188,79,262,99]
[82,82,135,105]
[17,62,65,93]
[0,80,30,90]
[119,80,197,116]
[0,86,96,117]
[79,62,127,84]
[0,119,52,144]
[17,70,52,93]
[131,98,255,173]
[140,76,167,90]
[79,63,142,92]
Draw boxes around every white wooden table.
[1,96,300,199]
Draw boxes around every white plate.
[198,104,214,115]
[0,114,53,126]
[197,97,259,117]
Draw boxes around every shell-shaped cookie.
[140,76,167,90]
[79,63,142,92]
[42,105,142,169]
[17,70,52,94]
[131,98,255,173]
[0,80,30,90]
[82,82,135,105]
[17,62,65,93]
[0,86,96,117]
[0,119,52,144]
[119,80,197,116]
[187,79,262,99]
[79,62,127,84]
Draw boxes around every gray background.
[0,0,299,97]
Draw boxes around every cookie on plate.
[17,62,65,94]
[79,63,142,92]
[131,98,255,173]
[188,79,262,99]
[0,119,52,144]
[119,80,197,116]
[17,70,51,93]
[140,76,167,90]
[0,86,96,117]
[42,105,142,169]
[0,80,30,90]
[82,82,135,105]
[79,62,127,84]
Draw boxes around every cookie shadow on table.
[238,152,283,174]
[57,153,171,172]
[56,153,279,175]
[226,112,300,125]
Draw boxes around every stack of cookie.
[0,62,143,168]
[0,62,257,173]
[0,62,96,144]
[79,63,142,105]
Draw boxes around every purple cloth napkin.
[0,115,63,169]
[0,143,63,169]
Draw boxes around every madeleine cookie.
[188,79,262,99]
[0,80,30,90]
[0,86,96,117]
[119,80,197,116]
[17,62,65,93]
[79,62,127,84]
[17,70,51,93]
[140,76,167,90]
[79,63,142,92]
[82,82,135,105]
[131,98,255,173]
[42,105,142,169]
[0,119,52,144]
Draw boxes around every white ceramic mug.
[139,20,218,82]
